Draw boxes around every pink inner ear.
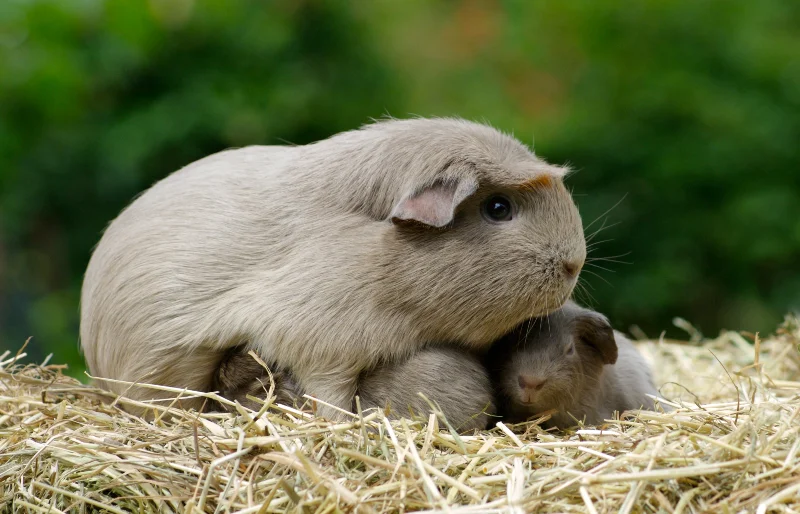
[391,177,478,228]
[391,182,462,228]
[395,184,458,227]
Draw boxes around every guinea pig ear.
[575,312,618,365]
[390,177,479,228]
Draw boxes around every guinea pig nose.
[518,375,546,391]
[562,259,582,279]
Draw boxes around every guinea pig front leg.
[293,366,360,421]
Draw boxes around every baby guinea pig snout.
[504,329,594,412]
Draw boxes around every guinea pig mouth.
[517,388,558,409]
[530,289,573,317]
[551,289,573,310]
[517,392,543,407]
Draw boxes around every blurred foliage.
[0,0,798,377]
[0,0,401,376]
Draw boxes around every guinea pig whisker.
[586,257,631,266]
[275,137,300,147]
[586,238,614,251]
[586,252,632,266]
[581,269,614,287]
[585,263,617,274]
[544,296,552,336]
[577,276,595,291]
[573,281,597,308]
[529,316,544,338]
[587,250,631,261]
[582,193,628,235]
[584,215,609,238]
[585,220,622,244]
[559,384,579,409]
[521,317,535,342]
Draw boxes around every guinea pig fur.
[487,301,659,429]
[213,345,496,433]
[80,117,586,420]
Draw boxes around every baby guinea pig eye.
[481,194,514,223]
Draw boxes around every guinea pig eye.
[481,195,513,222]
[565,343,575,356]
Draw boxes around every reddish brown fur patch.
[516,174,554,192]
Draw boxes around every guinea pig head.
[376,120,586,346]
[496,303,617,417]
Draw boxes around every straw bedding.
[2,315,799,513]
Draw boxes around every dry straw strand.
[1,314,799,512]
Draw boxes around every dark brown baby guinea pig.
[212,345,303,410]
[212,345,495,433]
[486,301,659,429]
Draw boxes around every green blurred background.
[1,0,798,378]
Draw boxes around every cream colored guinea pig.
[80,117,586,420]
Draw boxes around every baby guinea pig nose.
[518,375,546,391]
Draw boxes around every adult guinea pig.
[487,301,659,429]
[213,345,495,433]
[80,117,586,420]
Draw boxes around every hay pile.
[2,316,799,513]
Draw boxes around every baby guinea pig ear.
[574,311,618,365]
[390,175,479,229]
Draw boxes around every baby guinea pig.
[487,301,659,429]
[212,345,496,433]
[212,345,302,411]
